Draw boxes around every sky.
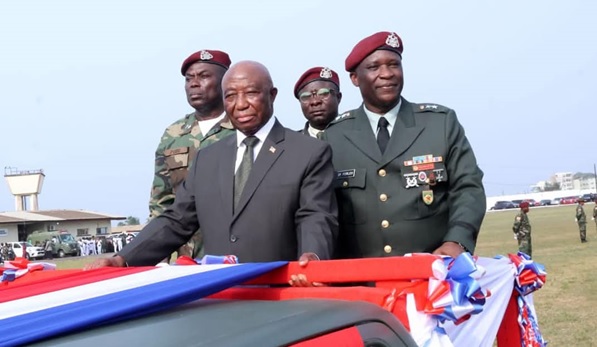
[1,0,596,221]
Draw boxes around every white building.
[573,177,597,191]
[0,210,126,242]
[554,172,574,190]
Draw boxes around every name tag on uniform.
[336,169,356,179]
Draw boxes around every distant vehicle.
[491,201,517,210]
[6,241,45,260]
[27,231,79,258]
[580,193,596,202]
[539,199,552,206]
[551,197,563,205]
[559,196,578,205]
[511,199,524,208]
[523,199,540,207]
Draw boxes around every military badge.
[422,190,434,205]
[404,173,419,188]
[427,172,437,186]
[320,67,333,79]
[386,32,401,48]
[269,146,276,153]
[404,155,442,167]
[418,171,427,182]
[412,163,435,172]
[199,50,213,60]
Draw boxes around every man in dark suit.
[294,67,342,138]
[86,61,338,268]
[323,31,486,259]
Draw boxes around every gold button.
[378,169,386,177]
[381,220,389,228]
[384,245,392,253]
[380,194,388,202]
[342,181,348,187]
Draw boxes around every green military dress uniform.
[150,112,235,257]
[576,203,587,242]
[322,99,485,258]
[512,211,532,257]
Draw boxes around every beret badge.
[385,33,401,48]
[319,67,333,79]
[199,50,214,61]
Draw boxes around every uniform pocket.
[334,168,366,190]
[335,168,367,224]
[164,147,190,170]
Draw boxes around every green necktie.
[234,136,259,211]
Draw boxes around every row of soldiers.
[512,198,597,258]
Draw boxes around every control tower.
[4,167,45,211]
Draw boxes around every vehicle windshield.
[59,234,76,243]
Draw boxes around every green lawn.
[477,203,597,346]
[44,203,597,346]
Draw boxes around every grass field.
[47,203,597,346]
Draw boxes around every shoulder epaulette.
[413,103,450,114]
[329,111,354,125]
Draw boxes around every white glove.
[592,217,595,221]
[513,234,518,240]
[575,218,578,222]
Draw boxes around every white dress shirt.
[234,116,276,172]
[363,99,402,138]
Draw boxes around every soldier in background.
[150,49,235,260]
[512,201,532,257]
[293,67,342,138]
[576,198,587,243]
[593,200,597,229]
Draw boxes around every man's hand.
[83,255,127,270]
[432,241,466,258]
[288,252,325,287]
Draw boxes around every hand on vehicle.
[432,241,466,258]
[288,252,326,287]
[83,255,127,270]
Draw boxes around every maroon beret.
[519,201,530,208]
[345,31,404,72]
[180,49,231,75]
[293,67,340,98]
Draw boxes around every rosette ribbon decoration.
[507,252,547,347]
[425,252,491,324]
[508,252,546,296]
[1,257,56,283]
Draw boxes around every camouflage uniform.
[512,210,532,258]
[576,203,587,242]
[593,205,597,232]
[150,112,235,258]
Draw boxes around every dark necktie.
[377,117,390,153]
[234,136,259,211]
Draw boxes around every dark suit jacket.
[323,99,485,258]
[120,119,338,265]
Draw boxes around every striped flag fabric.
[0,261,287,347]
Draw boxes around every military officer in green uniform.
[150,49,235,259]
[293,67,342,139]
[512,201,532,257]
[322,31,486,259]
[576,198,587,243]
